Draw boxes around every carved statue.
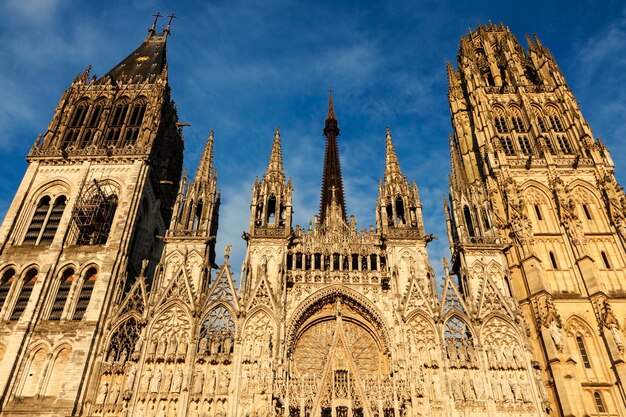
[512,345,525,369]
[192,370,205,395]
[549,320,564,352]
[155,404,167,417]
[198,337,209,355]
[223,336,233,354]
[149,369,162,393]
[118,348,128,364]
[171,367,183,393]
[608,323,624,351]
[96,381,108,404]
[162,368,173,393]
[123,365,137,392]
[220,370,231,394]
[450,376,463,400]
[210,337,220,355]
[178,338,189,356]
[157,339,167,357]
[139,368,152,393]
[509,374,521,402]
[472,375,484,400]
[500,375,513,402]
[462,375,474,400]
[107,382,120,404]
[208,369,216,393]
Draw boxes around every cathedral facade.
[0,20,624,417]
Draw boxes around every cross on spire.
[148,12,162,35]
[164,13,177,34]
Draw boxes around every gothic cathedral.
[0,20,624,417]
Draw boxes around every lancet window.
[71,180,118,245]
[594,392,606,413]
[547,107,565,132]
[23,195,66,245]
[494,108,509,133]
[557,135,573,154]
[518,135,532,155]
[104,99,129,147]
[0,268,16,312]
[49,268,74,320]
[510,107,526,132]
[10,268,38,321]
[77,100,104,149]
[61,101,89,149]
[72,268,96,320]
[499,136,515,155]
[118,99,146,147]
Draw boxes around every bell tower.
[0,17,183,416]
[446,23,626,415]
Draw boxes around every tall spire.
[319,92,346,225]
[195,131,215,182]
[265,128,285,182]
[384,127,403,182]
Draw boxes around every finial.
[386,126,392,140]
[149,12,162,36]
[140,259,150,277]
[275,127,280,140]
[326,87,336,121]
[442,258,449,276]
[224,244,232,260]
[164,13,177,35]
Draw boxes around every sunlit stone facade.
[0,21,624,417]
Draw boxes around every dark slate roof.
[99,33,167,83]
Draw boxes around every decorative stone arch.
[42,342,72,396]
[146,300,193,358]
[568,180,611,228]
[286,285,391,355]
[17,341,51,397]
[405,310,437,347]
[564,315,595,338]
[481,315,528,370]
[564,315,602,372]
[198,302,237,355]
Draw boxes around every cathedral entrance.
[288,299,392,417]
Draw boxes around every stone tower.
[446,23,626,416]
[0,19,183,416]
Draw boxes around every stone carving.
[149,369,162,393]
[192,369,205,395]
[171,367,183,393]
[549,320,563,352]
[96,381,108,404]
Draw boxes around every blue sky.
[1,0,625,283]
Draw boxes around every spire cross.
[152,12,162,27]
[166,13,177,27]
[328,87,333,96]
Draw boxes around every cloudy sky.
[1,0,625,283]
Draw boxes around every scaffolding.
[70,178,118,245]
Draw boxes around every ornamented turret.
[377,128,425,237]
[319,93,346,226]
[248,128,293,237]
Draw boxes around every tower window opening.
[39,196,66,245]
[601,251,611,269]
[576,336,591,368]
[380,256,386,270]
[504,276,513,297]
[104,101,129,147]
[543,137,556,154]
[333,253,340,270]
[61,103,88,149]
[78,103,103,149]
[594,392,606,413]
[305,254,312,270]
[23,196,51,245]
[120,101,146,147]
[395,196,406,225]
[266,196,277,224]
[342,255,349,271]
[370,254,378,271]
[314,253,321,270]
[534,204,543,221]
[482,207,491,229]
[10,269,37,321]
[549,251,558,269]
[192,201,203,230]
[557,135,573,154]
[463,205,475,237]
[295,253,303,269]
[49,269,74,320]
[518,135,532,155]
[386,203,393,226]
[537,117,547,132]
[361,256,368,271]
[352,254,359,270]
[324,255,330,271]
[286,253,293,270]
[72,268,97,320]
[500,136,515,155]
[582,204,592,220]
[0,268,16,311]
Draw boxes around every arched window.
[78,101,104,149]
[370,254,378,271]
[0,268,16,311]
[594,392,607,413]
[601,251,611,269]
[23,196,51,245]
[463,205,475,237]
[499,137,515,155]
[61,101,89,149]
[444,316,475,367]
[40,196,66,245]
[534,204,543,221]
[49,268,74,320]
[72,268,96,320]
[104,100,129,147]
[198,305,235,355]
[11,268,38,321]
[531,106,547,132]
[493,108,508,133]
[119,99,146,147]
[395,196,406,225]
[267,195,277,224]
[549,251,558,269]
[582,204,592,220]
[482,207,491,229]
[547,108,565,132]
[192,200,203,230]
[518,136,532,154]
[576,336,591,368]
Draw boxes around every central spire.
[319,92,346,225]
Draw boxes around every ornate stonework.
[0,20,624,417]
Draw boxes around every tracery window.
[500,136,515,155]
[444,316,475,368]
[105,317,142,363]
[549,112,564,131]
[494,108,509,133]
[576,336,591,368]
[0,268,16,312]
[23,196,66,245]
[72,268,96,320]
[118,99,146,147]
[78,101,104,149]
[198,305,235,354]
[510,108,525,132]
[104,100,129,147]
[10,268,38,321]
[61,101,89,149]
[49,268,74,320]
